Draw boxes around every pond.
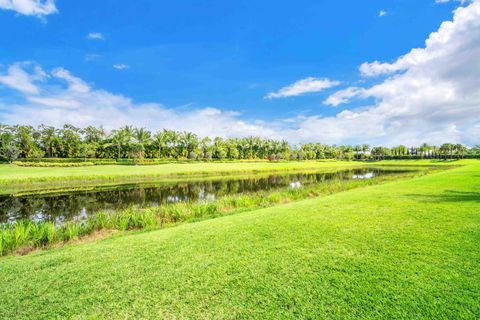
[0,167,415,224]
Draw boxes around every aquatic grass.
[113,208,158,230]
[0,167,443,256]
[60,222,86,242]
[13,221,32,249]
[0,226,14,255]
[265,192,283,205]
[88,211,112,230]
[29,222,56,247]
[192,203,218,218]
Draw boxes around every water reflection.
[289,181,302,189]
[352,172,375,179]
[0,168,407,223]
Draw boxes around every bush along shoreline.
[0,168,436,257]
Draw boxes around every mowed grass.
[0,159,457,194]
[0,161,363,183]
[0,161,479,319]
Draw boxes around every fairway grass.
[0,160,479,319]
[0,161,367,194]
[0,161,362,184]
[0,159,458,194]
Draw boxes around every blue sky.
[0,0,479,146]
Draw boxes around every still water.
[0,168,410,224]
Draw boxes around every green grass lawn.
[0,160,478,319]
[0,160,364,184]
[0,160,374,195]
[0,159,458,194]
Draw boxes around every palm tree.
[419,143,430,159]
[154,130,168,158]
[200,137,212,159]
[84,126,106,144]
[165,130,179,158]
[111,129,131,160]
[211,137,225,159]
[431,145,439,159]
[178,131,199,158]
[134,128,152,145]
[226,138,239,160]
[455,143,467,159]
[0,124,11,135]
[40,125,57,158]
[238,138,248,159]
[440,143,453,160]
[371,146,389,161]
[472,145,480,156]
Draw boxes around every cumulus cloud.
[0,63,282,139]
[323,87,366,106]
[0,62,46,94]
[321,0,480,146]
[265,77,340,99]
[87,32,104,40]
[51,68,90,93]
[0,0,57,17]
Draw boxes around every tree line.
[0,124,479,163]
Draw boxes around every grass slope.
[1,161,479,319]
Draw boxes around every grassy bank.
[0,159,458,195]
[0,160,362,185]
[0,167,431,256]
[0,161,478,318]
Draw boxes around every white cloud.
[360,1,480,77]
[113,64,130,70]
[378,10,387,17]
[51,68,90,93]
[323,87,365,106]
[0,62,46,94]
[0,63,281,139]
[436,0,472,4]
[0,0,57,17]
[320,1,480,146]
[265,77,340,99]
[87,32,104,40]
